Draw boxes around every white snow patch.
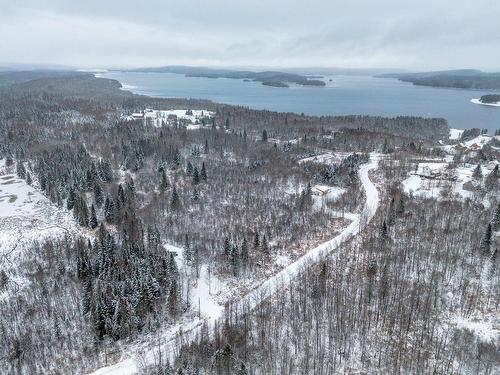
[0,160,79,297]
[471,98,500,107]
[298,152,352,165]
[402,160,490,202]
[464,135,491,148]
[311,185,346,212]
[274,254,291,268]
[449,128,464,140]
[165,243,225,320]
[453,316,500,343]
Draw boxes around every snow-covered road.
[90,155,380,375]
[237,155,379,312]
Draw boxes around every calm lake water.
[100,72,500,131]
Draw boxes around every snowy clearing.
[402,161,485,200]
[0,160,79,298]
[449,128,464,140]
[166,244,226,320]
[311,185,346,212]
[88,154,380,375]
[298,152,352,165]
[0,160,78,256]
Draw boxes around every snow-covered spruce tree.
[104,196,115,224]
[94,181,103,207]
[89,204,98,229]
[230,244,239,276]
[67,187,76,210]
[223,237,231,262]
[160,169,169,192]
[480,223,492,257]
[200,162,207,181]
[485,165,499,190]
[493,204,500,231]
[240,237,249,272]
[192,166,200,185]
[184,234,192,265]
[170,185,181,210]
[262,129,268,142]
[16,160,26,179]
[186,161,193,176]
[472,164,483,180]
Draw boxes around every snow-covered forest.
[0,72,498,374]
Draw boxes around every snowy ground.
[464,134,492,148]
[311,185,346,212]
[471,98,500,107]
[404,132,498,202]
[0,160,79,296]
[89,155,381,375]
[165,244,226,320]
[298,152,352,165]
[452,315,500,344]
[442,134,493,154]
[401,160,490,202]
[449,128,464,140]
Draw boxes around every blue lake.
[100,72,500,131]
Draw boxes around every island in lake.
[471,94,500,107]
[479,94,500,104]
[378,69,500,90]
[125,65,326,88]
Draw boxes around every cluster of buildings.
[122,109,214,128]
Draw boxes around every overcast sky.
[1,0,499,71]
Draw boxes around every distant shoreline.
[471,98,500,107]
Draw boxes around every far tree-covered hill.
[0,70,85,88]
[377,69,500,90]
[125,65,326,88]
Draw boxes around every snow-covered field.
[0,160,79,298]
[471,98,500,107]
[90,155,381,375]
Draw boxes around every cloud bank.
[1,0,499,70]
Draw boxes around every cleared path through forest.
[90,154,380,375]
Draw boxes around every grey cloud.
[0,0,499,70]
